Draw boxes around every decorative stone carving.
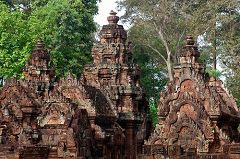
[0,11,148,159]
[143,36,240,158]
[83,11,148,159]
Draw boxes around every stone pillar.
[118,119,139,159]
[123,120,138,159]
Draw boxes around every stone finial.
[186,36,195,46]
[179,36,200,59]
[23,40,54,82]
[32,40,50,60]
[35,39,45,50]
[107,10,119,24]
[99,10,127,44]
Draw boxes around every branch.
[176,29,186,53]
[153,22,171,57]
[144,44,168,65]
[152,21,173,81]
[132,43,168,65]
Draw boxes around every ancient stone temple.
[1,10,240,159]
[0,11,148,159]
[0,41,93,159]
[141,36,240,159]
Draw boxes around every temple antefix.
[140,36,240,159]
[0,11,148,159]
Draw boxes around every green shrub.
[149,99,158,127]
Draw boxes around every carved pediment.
[0,81,40,118]
[39,102,71,127]
[169,113,212,153]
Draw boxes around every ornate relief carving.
[144,36,240,157]
[0,11,148,159]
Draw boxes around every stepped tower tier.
[178,36,200,64]
[23,40,55,82]
[100,10,127,44]
[23,40,55,96]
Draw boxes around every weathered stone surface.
[143,36,240,158]
[82,10,148,159]
[0,41,94,158]
[0,11,148,159]
[2,10,239,159]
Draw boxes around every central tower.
[83,11,148,159]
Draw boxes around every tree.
[118,0,194,81]
[226,69,240,107]
[0,0,99,78]
[29,0,98,77]
[127,22,168,127]
[129,24,167,102]
[185,0,240,71]
[0,2,32,79]
[118,0,240,77]
[118,0,240,104]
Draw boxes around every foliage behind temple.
[0,0,98,79]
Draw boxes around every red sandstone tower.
[83,11,148,159]
[142,36,240,158]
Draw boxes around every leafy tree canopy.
[0,0,99,79]
[129,24,167,102]
[0,2,31,78]
[118,0,240,107]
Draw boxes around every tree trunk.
[157,28,173,81]
[167,52,173,81]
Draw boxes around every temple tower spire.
[83,11,147,159]
[23,40,55,95]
